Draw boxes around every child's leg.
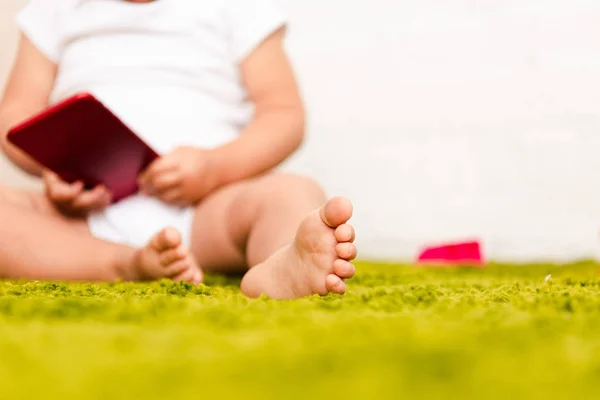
[0,186,201,282]
[190,173,357,299]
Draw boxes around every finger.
[42,170,59,183]
[159,188,183,204]
[149,172,182,194]
[138,157,179,186]
[71,185,111,211]
[43,171,72,187]
[43,171,83,198]
[42,171,57,195]
[49,179,84,203]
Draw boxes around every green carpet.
[1,262,600,399]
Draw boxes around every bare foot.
[241,197,357,299]
[130,227,203,284]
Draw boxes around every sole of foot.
[241,197,357,299]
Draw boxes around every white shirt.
[16,0,287,247]
[17,0,287,154]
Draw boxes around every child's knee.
[259,173,326,201]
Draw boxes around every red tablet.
[7,92,159,203]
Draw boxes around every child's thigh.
[189,173,287,272]
[0,185,89,233]
[0,185,54,215]
[189,173,324,272]
[189,179,253,273]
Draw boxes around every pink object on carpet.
[417,240,484,266]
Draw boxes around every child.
[0,0,357,299]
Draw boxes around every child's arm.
[210,27,305,186]
[1,35,111,215]
[0,35,57,176]
[139,28,305,204]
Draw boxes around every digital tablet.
[7,92,159,203]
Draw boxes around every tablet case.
[7,92,159,203]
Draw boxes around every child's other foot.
[241,197,357,299]
[132,227,203,284]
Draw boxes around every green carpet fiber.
[1,262,600,399]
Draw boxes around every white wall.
[2,0,600,262]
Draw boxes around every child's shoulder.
[180,0,285,16]
[16,0,81,62]
[22,0,79,13]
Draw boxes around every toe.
[333,259,356,279]
[163,258,193,277]
[334,224,355,243]
[150,227,182,251]
[192,269,203,285]
[185,268,203,285]
[172,262,203,285]
[326,274,347,294]
[320,197,353,228]
[335,242,358,260]
[159,245,188,266]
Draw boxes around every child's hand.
[138,147,218,206]
[43,171,112,217]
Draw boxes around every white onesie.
[16,0,287,247]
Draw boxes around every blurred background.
[2,0,600,263]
